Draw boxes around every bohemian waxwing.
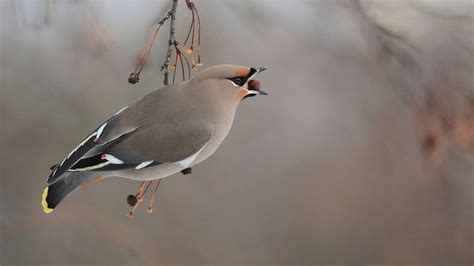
[42,64,267,213]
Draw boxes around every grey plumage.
[43,64,266,213]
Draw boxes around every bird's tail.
[42,172,103,214]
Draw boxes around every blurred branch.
[354,0,420,71]
[355,0,474,165]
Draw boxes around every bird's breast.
[193,117,235,166]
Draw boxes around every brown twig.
[128,11,172,84]
[193,3,202,67]
[174,44,191,81]
[354,0,419,56]
[162,0,179,86]
[183,0,202,70]
[147,179,161,214]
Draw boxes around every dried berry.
[248,79,260,91]
[128,73,140,84]
[127,194,138,207]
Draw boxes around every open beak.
[246,67,268,96]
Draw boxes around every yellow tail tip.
[42,187,54,214]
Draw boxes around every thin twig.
[176,45,191,80]
[178,51,185,81]
[162,0,179,86]
[128,11,172,84]
[194,4,202,67]
[183,5,195,47]
[172,53,179,83]
[146,179,161,214]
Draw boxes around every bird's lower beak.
[246,89,268,98]
[246,77,267,96]
[249,90,267,95]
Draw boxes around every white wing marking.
[135,160,154,170]
[115,106,128,115]
[69,162,110,172]
[95,122,108,141]
[59,132,97,167]
[103,154,123,164]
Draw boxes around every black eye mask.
[227,67,259,87]
[228,77,246,86]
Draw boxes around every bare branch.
[129,0,202,86]
[354,0,419,66]
[128,9,172,84]
[162,0,179,86]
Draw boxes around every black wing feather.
[47,113,126,184]
[47,134,98,184]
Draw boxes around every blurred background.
[1,0,473,265]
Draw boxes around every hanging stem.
[147,180,161,214]
[193,3,202,66]
[183,6,195,48]
[176,45,191,80]
[128,11,172,84]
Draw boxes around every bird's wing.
[67,121,213,172]
[47,106,135,184]
[48,84,211,181]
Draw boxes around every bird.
[42,64,267,214]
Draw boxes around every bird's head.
[191,64,267,102]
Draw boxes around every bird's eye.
[228,77,246,87]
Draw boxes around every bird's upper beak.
[245,67,267,96]
[252,67,267,74]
